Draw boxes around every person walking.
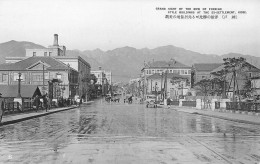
[43,94,48,112]
[167,97,171,108]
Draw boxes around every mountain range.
[0,40,259,82]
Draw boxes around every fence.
[226,102,260,113]
[170,101,179,106]
[182,101,196,107]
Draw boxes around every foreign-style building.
[141,59,192,98]
[192,63,222,83]
[0,56,78,98]
[210,62,260,97]
[4,34,91,99]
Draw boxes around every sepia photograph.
[0,0,259,163]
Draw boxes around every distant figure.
[43,95,48,112]
[167,97,171,108]
[128,96,133,104]
[0,101,4,123]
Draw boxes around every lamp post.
[17,73,22,98]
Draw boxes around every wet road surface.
[0,99,260,163]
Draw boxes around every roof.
[147,73,188,80]
[0,85,42,98]
[144,60,191,69]
[0,56,71,71]
[211,61,260,75]
[55,56,91,68]
[193,63,222,72]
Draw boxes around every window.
[13,73,25,81]
[202,76,205,79]
[181,70,184,75]
[148,70,151,74]
[173,70,178,74]
[169,70,173,73]
[249,73,252,77]
[152,70,155,74]
[57,74,62,79]
[33,52,36,56]
[188,70,191,75]
[44,52,47,56]
[32,73,49,81]
[49,52,52,56]
[146,70,149,75]
[184,70,188,75]
[2,74,7,82]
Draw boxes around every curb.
[171,106,260,125]
[192,112,260,125]
[0,106,77,126]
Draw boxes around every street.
[0,99,260,164]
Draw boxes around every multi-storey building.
[192,63,222,84]
[0,56,78,98]
[141,59,192,98]
[90,67,112,95]
[4,34,91,99]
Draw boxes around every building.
[91,67,111,95]
[104,71,112,85]
[4,34,91,99]
[210,61,260,97]
[146,73,190,99]
[141,59,192,98]
[192,63,222,84]
[0,56,79,98]
[25,34,66,57]
[91,67,107,85]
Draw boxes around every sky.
[0,0,259,56]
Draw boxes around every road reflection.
[0,100,259,163]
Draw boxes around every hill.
[0,40,259,82]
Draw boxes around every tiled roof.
[0,56,70,71]
[147,73,188,80]
[0,85,41,98]
[193,63,222,72]
[145,60,190,69]
[211,62,260,74]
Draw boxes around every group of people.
[33,94,51,112]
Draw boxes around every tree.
[194,79,213,96]
[211,57,248,101]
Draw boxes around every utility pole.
[164,69,168,99]
[42,64,45,95]
[161,72,164,99]
[150,79,153,94]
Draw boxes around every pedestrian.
[0,100,4,123]
[43,94,48,112]
[47,96,51,110]
[167,97,171,108]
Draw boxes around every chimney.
[53,34,59,46]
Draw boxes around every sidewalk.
[171,106,260,125]
[0,106,77,126]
